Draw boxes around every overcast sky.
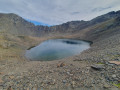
[0,0,120,25]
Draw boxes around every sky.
[0,0,120,26]
[25,19,51,26]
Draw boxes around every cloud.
[0,0,120,25]
[92,7,112,12]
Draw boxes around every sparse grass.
[97,62,104,64]
[113,83,120,88]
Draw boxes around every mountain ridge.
[0,10,120,37]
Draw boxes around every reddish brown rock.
[57,62,66,68]
[0,78,3,83]
[108,61,120,65]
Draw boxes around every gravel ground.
[0,33,120,90]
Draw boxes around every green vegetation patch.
[113,83,120,88]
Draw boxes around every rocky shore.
[0,11,120,90]
[0,31,120,90]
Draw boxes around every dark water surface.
[25,39,90,61]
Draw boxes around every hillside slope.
[0,11,120,90]
[0,10,120,37]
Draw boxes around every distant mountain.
[50,10,120,33]
[0,10,120,40]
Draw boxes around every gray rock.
[67,72,70,75]
[103,83,110,88]
[91,64,104,70]
[112,74,116,78]
[62,80,67,83]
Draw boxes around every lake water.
[25,39,90,61]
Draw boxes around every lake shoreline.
[0,33,120,90]
[26,39,91,61]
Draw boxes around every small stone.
[70,74,73,76]
[86,67,90,69]
[103,83,110,88]
[57,62,66,68]
[0,72,4,75]
[33,87,37,90]
[71,81,75,87]
[51,80,56,85]
[47,79,56,85]
[26,87,30,90]
[112,74,116,78]
[67,72,70,75]
[9,75,14,79]
[62,80,67,83]
[7,86,12,90]
[0,78,3,83]
[108,61,120,65]
[91,64,104,70]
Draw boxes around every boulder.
[91,64,104,70]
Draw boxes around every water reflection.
[25,39,90,61]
